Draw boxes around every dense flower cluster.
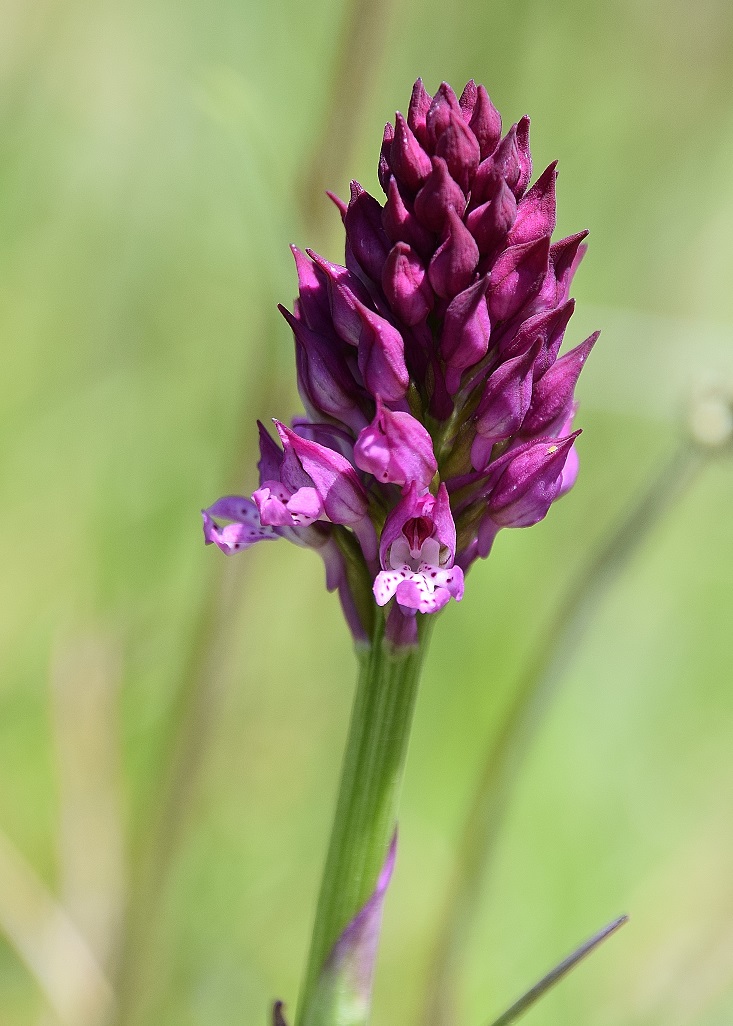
[203,79,597,645]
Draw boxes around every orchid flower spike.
[202,78,597,646]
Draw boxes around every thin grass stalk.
[300,0,396,233]
[0,830,114,1026]
[485,915,628,1026]
[423,439,706,1026]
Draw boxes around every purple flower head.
[202,78,597,644]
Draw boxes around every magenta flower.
[374,483,464,626]
[203,78,597,644]
[202,496,278,554]
[354,398,437,490]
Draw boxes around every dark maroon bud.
[532,299,576,377]
[390,112,433,193]
[382,243,434,325]
[344,181,390,283]
[515,116,532,196]
[382,177,434,260]
[521,332,598,437]
[435,109,481,192]
[440,276,491,394]
[459,80,478,120]
[279,305,366,433]
[509,161,557,246]
[466,179,517,254]
[470,159,501,208]
[353,301,410,403]
[414,156,466,232]
[488,236,550,322]
[307,250,372,347]
[551,230,589,304]
[499,299,576,380]
[473,338,541,447]
[290,246,332,335]
[428,208,480,299]
[407,78,432,147]
[471,125,521,206]
[425,82,461,149]
[486,432,580,528]
[378,122,395,194]
[469,85,502,159]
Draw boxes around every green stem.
[297,614,435,1026]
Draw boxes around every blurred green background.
[1,0,733,1024]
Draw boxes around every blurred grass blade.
[0,830,114,1026]
[300,0,395,233]
[424,440,705,1026]
[51,633,125,969]
[112,557,245,1025]
[486,915,628,1026]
